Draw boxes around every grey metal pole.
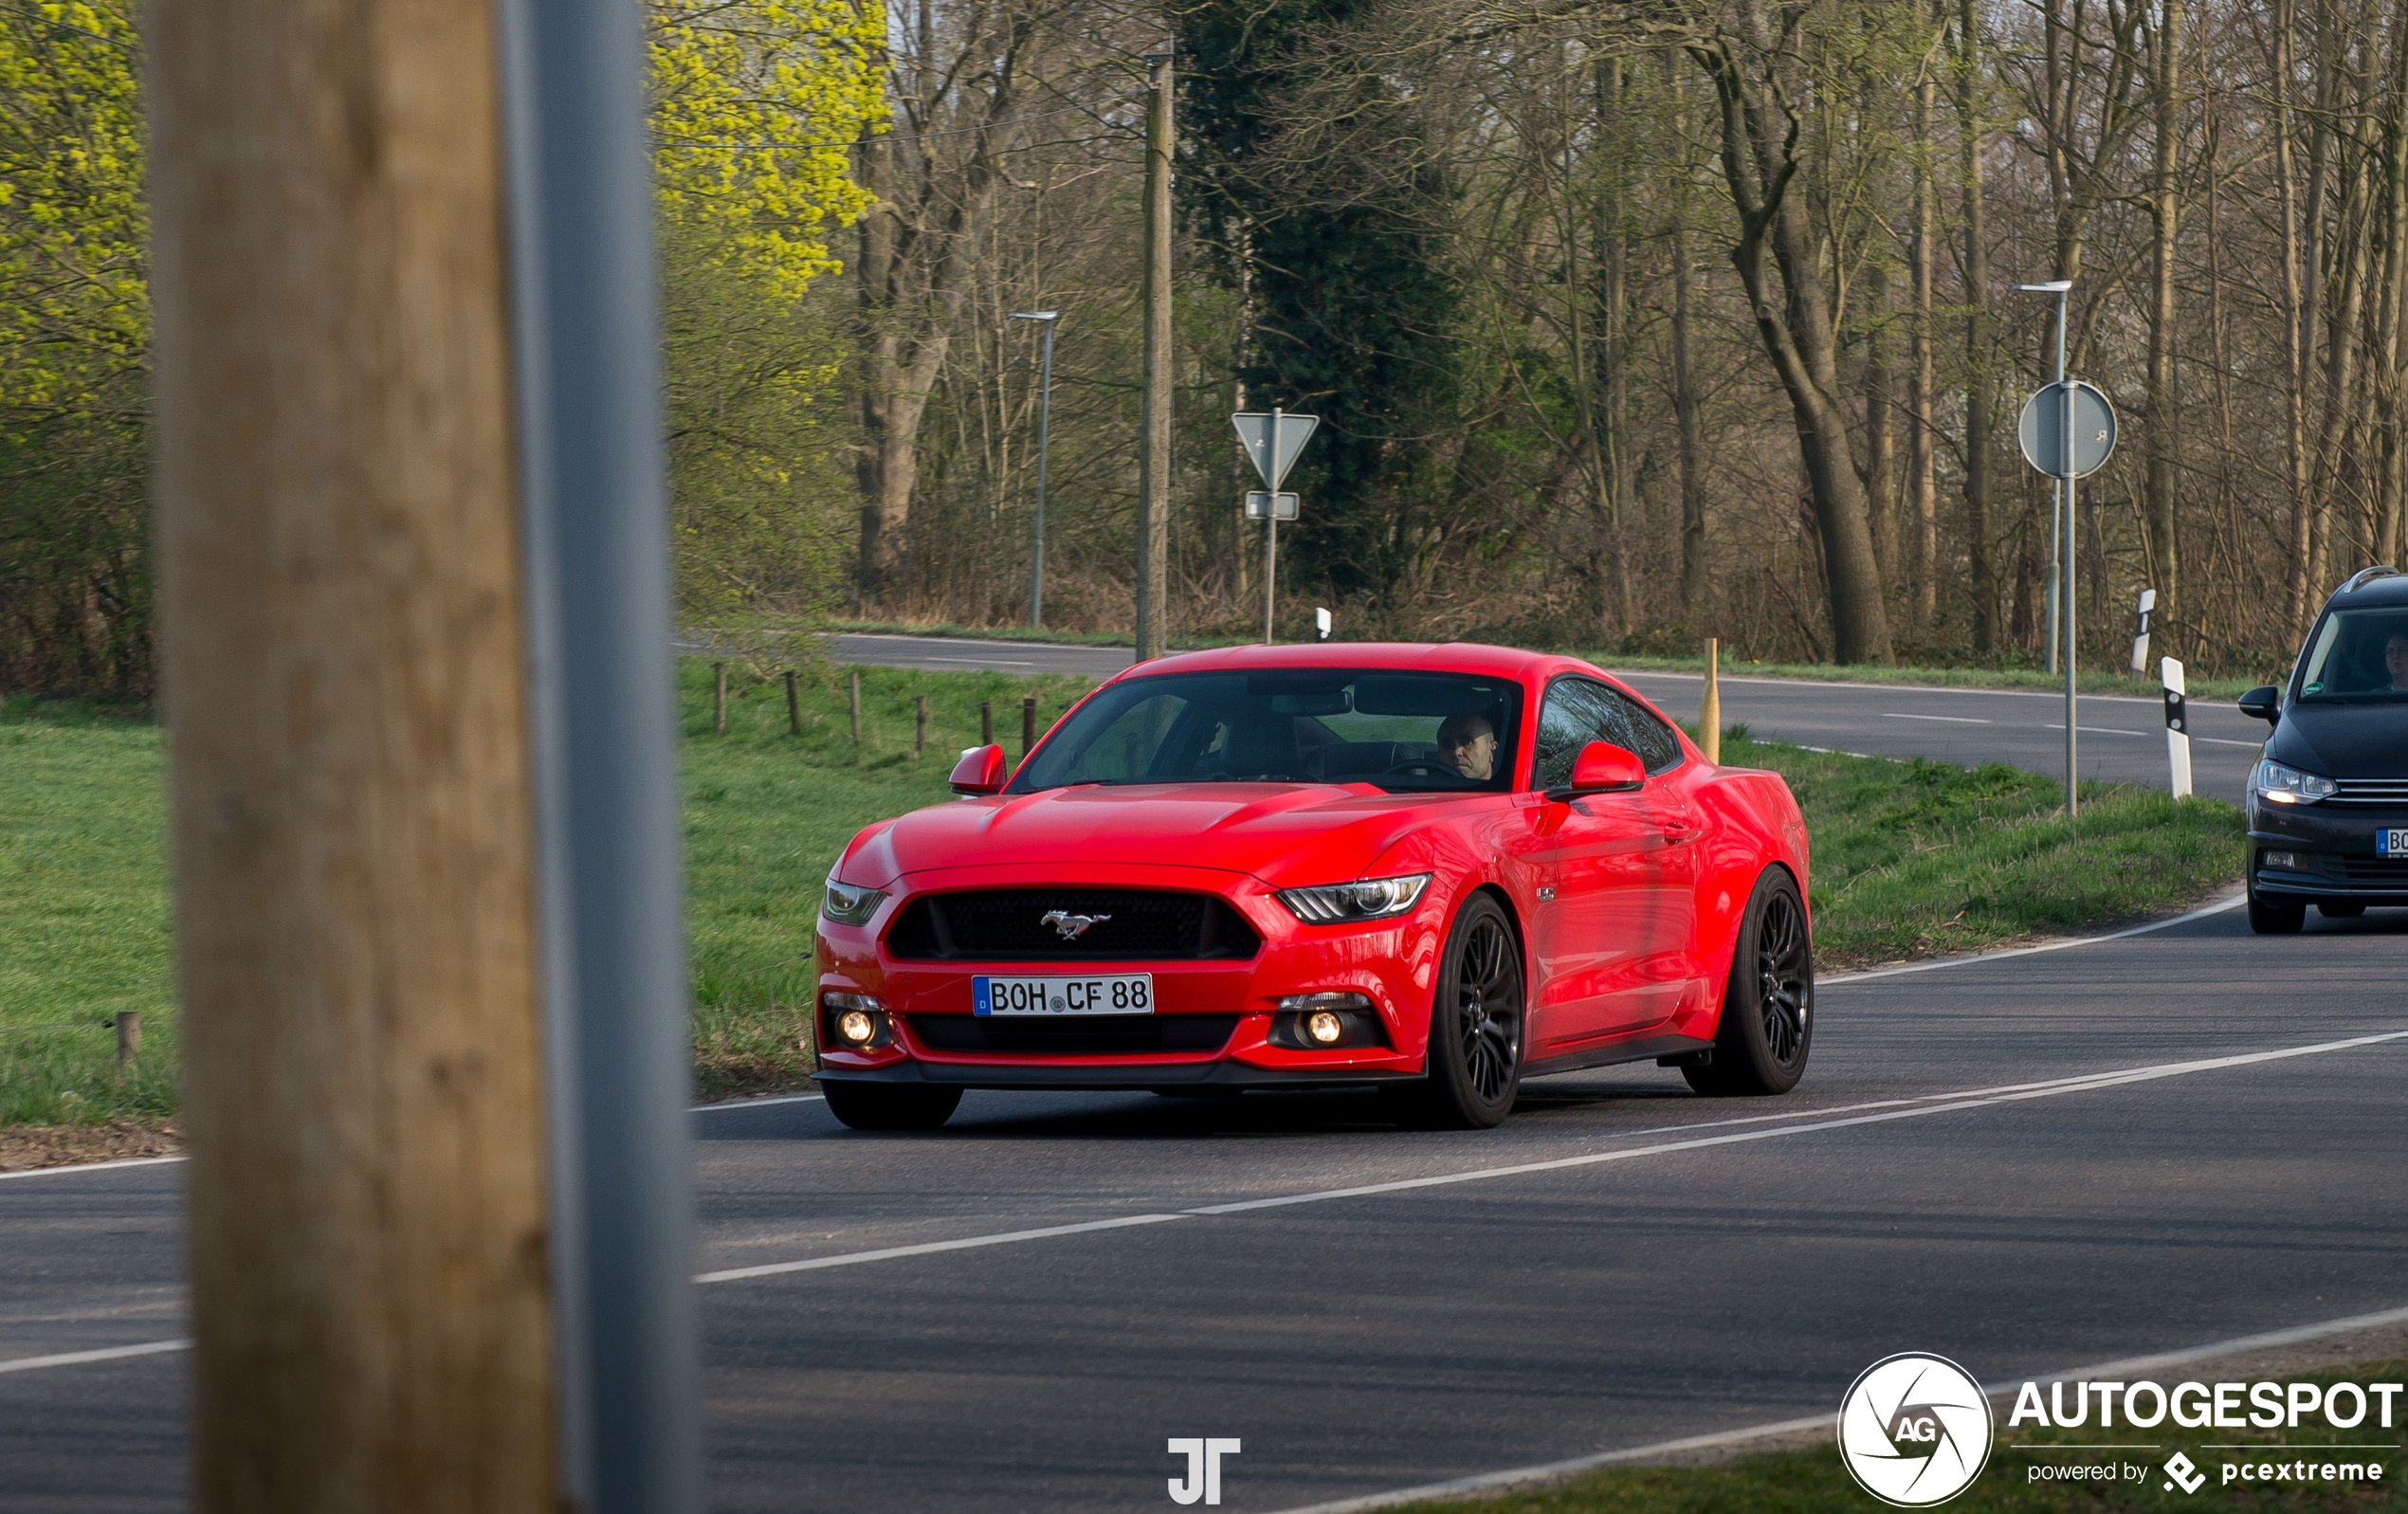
[496,0,700,1502]
[1032,318,1053,629]
[1264,406,1281,644]
[2057,288,2077,817]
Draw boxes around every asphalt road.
[6,902,2404,1511]
[812,634,2270,803]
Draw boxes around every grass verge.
[0,669,2241,1133]
[1378,1359,2406,1512]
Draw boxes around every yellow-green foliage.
[0,0,147,430]
[650,0,887,303]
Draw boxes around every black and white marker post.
[2130,588,2156,675]
[2162,655,2193,799]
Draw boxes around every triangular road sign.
[1231,411,1320,491]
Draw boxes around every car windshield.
[1008,668,1524,794]
[2295,607,2408,702]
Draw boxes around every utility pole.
[1135,49,1174,664]
[154,0,701,1503]
[1009,311,1059,629]
[153,0,557,1505]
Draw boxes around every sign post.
[2014,280,2117,817]
[1231,408,1320,643]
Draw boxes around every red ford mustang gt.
[812,643,1813,1130]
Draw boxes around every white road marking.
[2197,735,2264,747]
[11,1028,2401,1373]
[1264,1303,2408,1513]
[1880,712,1991,723]
[1823,891,2245,984]
[696,1025,2408,1284]
[0,1338,191,1376]
[2045,721,2151,737]
[924,656,1034,666]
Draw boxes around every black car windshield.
[1008,668,1524,794]
[2295,607,2408,702]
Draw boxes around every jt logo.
[1167,1437,1241,1505]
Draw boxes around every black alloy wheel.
[820,1080,963,1131]
[1390,893,1525,1128]
[1686,868,1813,1097]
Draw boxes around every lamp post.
[2015,278,2078,815]
[1009,310,1058,629]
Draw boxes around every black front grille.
[887,889,1260,961]
[908,1013,1240,1055]
[2332,778,2408,804]
[2341,856,2408,881]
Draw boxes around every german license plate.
[2380,830,2408,857]
[973,974,1154,1016]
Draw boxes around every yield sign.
[1231,410,1320,492]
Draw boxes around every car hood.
[2271,700,2408,778]
[841,782,1478,890]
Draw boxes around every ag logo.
[1836,1353,1993,1506]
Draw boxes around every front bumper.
[2247,794,2408,905]
[812,864,1447,1088]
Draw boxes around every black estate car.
[2238,565,2408,933]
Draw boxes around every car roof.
[1111,641,1573,682]
[2328,568,2408,608]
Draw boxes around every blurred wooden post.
[784,670,800,735]
[712,662,726,735]
[848,670,862,744]
[115,1010,140,1067]
[1021,695,1037,757]
[980,700,993,745]
[914,695,927,757]
[151,0,558,1496]
[1700,638,1721,764]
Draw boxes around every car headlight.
[821,874,888,925]
[2254,759,2339,805]
[1275,873,1432,923]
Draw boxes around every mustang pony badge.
[1040,909,1110,941]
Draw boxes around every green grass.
[0,668,2243,1124]
[1702,728,2248,968]
[1383,1359,2407,1512]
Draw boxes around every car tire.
[2247,879,2306,934]
[2317,901,2365,919]
[820,1081,962,1131]
[1387,893,1524,1130]
[1685,867,1813,1098]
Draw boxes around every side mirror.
[1544,740,1646,801]
[2236,685,2281,725]
[948,743,1009,794]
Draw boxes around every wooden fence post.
[713,662,726,735]
[914,695,927,757]
[849,670,862,744]
[784,670,800,735]
[1700,637,1722,765]
[116,1010,141,1067]
[980,700,993,745]
[1021,696,1036,757]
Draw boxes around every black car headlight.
[821,873,888,925]
[1275,873,1431,923]
[2254,759,2339,805]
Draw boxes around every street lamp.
[2015,279,2077,814]
[1008,311,1058,629]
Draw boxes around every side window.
[1596,686,1684,774]
[1533,680,1616,790]
[1533,678,1682,788]
[1072,693,1188,781]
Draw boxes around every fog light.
[1305,1010,1345,1045]
[837,1010,876,1044]
[2263,851,2301,870]
[823,991,890,1049]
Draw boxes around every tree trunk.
[1671,61,1709,622]
[1909,24,1938,634]
[1956,0,1998,653]
[1863,260,1897,581]
[2143,0,2182,627]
